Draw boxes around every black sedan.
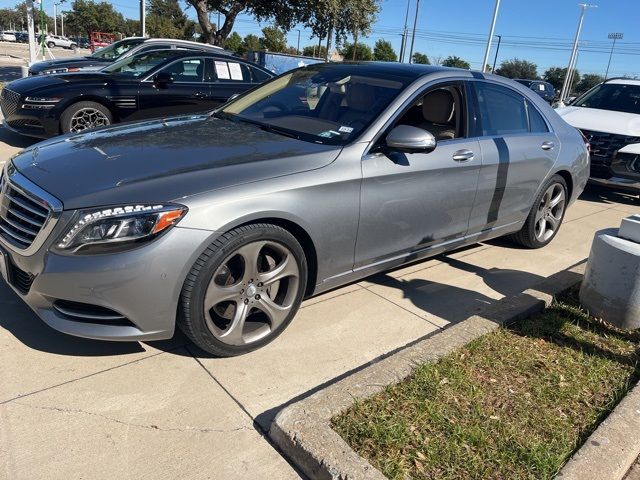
[1,50,274,138]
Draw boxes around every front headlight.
[57,204,187,252]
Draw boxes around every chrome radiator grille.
[0,89,20,117]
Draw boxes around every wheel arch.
[59,96,119,133]
[554,169,573,201]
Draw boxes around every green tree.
[576,73,604,94]
[442,55,470,69]
[373,39,396,62]
[224,32,243,53]
[302,45,327,58]
[260,26,287,52]
[340,41,373,61]
[495,58,538,79]
[242,33,262,53]
[412,52,429,64]
[64,0,126,36]
[185,0,380,47]
[543,67,580,92]
[147,0,195,39]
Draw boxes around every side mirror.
[386,125,437,153]
[153,71,174,89]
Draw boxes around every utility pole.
[296,29,301,54]
[60,12,64,37]
[482,0,500,72]
[53,2,57,35]
[560,3,596,102]
[408,0,420,63]
[491,34,501,72]
[605,32,623,79]
[140,0,145,37]
[26,0,37,65]
[399,0,411,63]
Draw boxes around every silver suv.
[45,35,77,50]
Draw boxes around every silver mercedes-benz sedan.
[0,63,589,356]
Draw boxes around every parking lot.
[0,102,634,476]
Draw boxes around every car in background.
[44,34,77,50]
[28,37,227,75]
[0,63,589,356]
[0,31,17,42]
[70,36,90,49]
[514,79,556,104]
[1,49,273,138]
[556,77,640,192]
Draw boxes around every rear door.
[209,59,265,107]
[467,81,559,235]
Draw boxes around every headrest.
[345,84,376,112]
[422,89,454,124]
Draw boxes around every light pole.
[295,29,301,54]
[560,3,596,103]
[60,12,64,37]
[53,2,57,35]
[26,0,37,65]
[140,0,146,37]
[399,0,411,63]
[482,0,501,72]
[605,32,623,79]
[408,0,420,64]
[491,34,502,72]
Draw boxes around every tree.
[224,32,243,54]
[260,26,287,52]
[302,45,327,58]
[543,67,580,93]
[442,55,470,69]
[341,42,373,61]
[64,0,126,37]
[373,39,396,62]
[241,33,262,53]
[412,52,429,64]
[147,0,195,39]
[495,58,538,79]
[576,73,604,94]
[185,0,380,47]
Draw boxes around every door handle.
[541,141,555,150]
[194,92,206,98]
[452,149,474,162]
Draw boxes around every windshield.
[220,65,410,145]
[573,83,640,115]
[91,38,144,60]
[102,50,182,78]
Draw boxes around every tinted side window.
[250,66,272,83]
[213,60,251,82]
[527,101,549,133]
[475,82,529,136]
[161,58,205,83]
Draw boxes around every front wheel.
[47,41,55,48]
[510,174,568,248]
[178,223,308,357]
[60,101,113,134]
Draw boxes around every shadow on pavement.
[0,282,191,357]
[580,183,638,207]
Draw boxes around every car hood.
[28,57,108,73]
[11,115,341,210]
[556,106,640,136]
[7,71,111,94]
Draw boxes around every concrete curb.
[556,382,640,480]
[270,262,586,480]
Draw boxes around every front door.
[355,81,482,269]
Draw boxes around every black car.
[514,79,556,104]
[1,50,274,138]
[27,37,228,75]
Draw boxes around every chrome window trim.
[0,161,63,256]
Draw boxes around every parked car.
[1,49,273,138]
[70,36,90,49]
[556,77,640,192]
[0,63,589,356]
[28,37,227,75]
[44,34,77,50]
[14,32,29,43]
[0,31,16,42]
[514,79,556,104]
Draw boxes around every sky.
[2,0,639,77]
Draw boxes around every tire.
[70,44,77,52]
[47,41,55,48]
[178,223,308,357]
[510,174,568,249]
[60,101,113,134]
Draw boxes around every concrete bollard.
[20,65,28,78]
[580,217,640,330]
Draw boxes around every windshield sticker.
[215,61,230,80]
[228,62,243,80]
[318,130,341,138]
[338,126,354,133]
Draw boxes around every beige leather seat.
[337,84,376,128]
[420,89,456,140]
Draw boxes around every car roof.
[130,49,274,74]
[141,38,224,50]
[307,61,454,81]
[604,78,640,86]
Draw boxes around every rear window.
[573,83,640,115]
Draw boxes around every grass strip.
[333,289,640,479]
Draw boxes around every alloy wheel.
[69,107,110,132]
[534,182,566,242]
[203,240,300,346]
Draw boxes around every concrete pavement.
[0,115,637,478]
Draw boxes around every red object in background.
[89,32,116,53]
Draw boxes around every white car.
[0,31,17,42]
[556,78,640,192]
[45,34,77,50]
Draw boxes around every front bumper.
[0,89,61,138]
[588,176,640,192]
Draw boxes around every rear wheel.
[511,175,568,248]
[60,101,112,134]
[178,223,307,357]
[47,41,55,48]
